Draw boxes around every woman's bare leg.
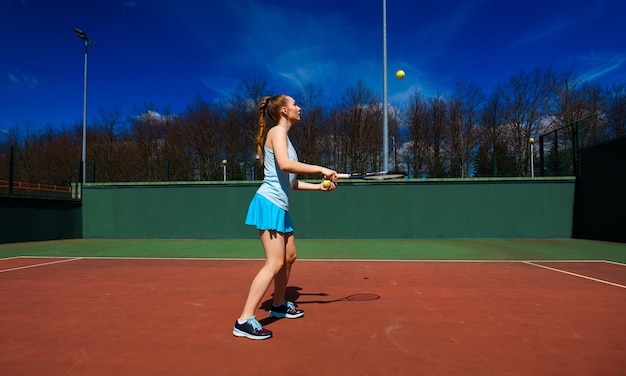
[238,230,286,320]
[272,232,296,305]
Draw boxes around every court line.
[4,257,624,288]
[601,260,626,267]
[13,255,624,264]
[0,257,84,273]
[0,256,22,261]
[524,261,626,289]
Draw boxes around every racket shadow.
[297,293,381,304]
[258,289,380,326]
[259,286,328,311]
[260,286,380,311]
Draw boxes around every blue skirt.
[245,193,294,233]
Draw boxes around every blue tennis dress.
[245,137,298,233]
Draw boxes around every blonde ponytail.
[256,96,272,163]
[256,94,289,163]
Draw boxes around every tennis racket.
[336,171,405,180]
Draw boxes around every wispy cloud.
[121,1,138,15]
[511,23,568,48]
[510,1,604,50]
[409,0,490,56]
[4,69,38,90]
[577,51,626,82]
[180,0,370,99]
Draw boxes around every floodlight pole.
[74,28,96,184]
[382,0,389,173]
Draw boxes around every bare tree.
[291,83,328,178]
[405,90,430,177]
[550,69,582,130]
[575,82,605,147]
[387,103,403,173]
[497,67,554,176]
[606,83,626,140]
[475,93,516,176]
[33,124,81,185]
[333,80,381,173]
[0,128,19,182]
[6,67,626,186]
[126,104,171,182]
[174,97,223,181]
[550,70,605,143]
[429,95,448,177]
[226,77,271,180]
[90,107,126,182]
[448,80,484,177]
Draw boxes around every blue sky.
[1,0,625,131]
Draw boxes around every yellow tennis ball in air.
[396,69,405,79]
[322,180,331,188]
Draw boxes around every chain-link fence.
[537,116,623,177]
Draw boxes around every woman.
[233,94,337,340]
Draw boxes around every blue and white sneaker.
[233,316,272,340]
[269,300,304,319]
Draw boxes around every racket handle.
[336,173,350,179]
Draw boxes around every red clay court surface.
[1,257,625,375]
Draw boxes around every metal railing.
[0,180,73,194]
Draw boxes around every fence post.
[77,160,83,199]
[572,121,579,176]
[492,142,497,177]
[78,160,83,184]
[539,136,544,177]
[8,145,14,195]
[554,129,559,176]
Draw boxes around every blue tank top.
[256,137,298,211]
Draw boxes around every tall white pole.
[81,40,88,183]
[75,28,95,184]
[382,0,389,173]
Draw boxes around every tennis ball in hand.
[322,180,331,188]
[395,69,405,79]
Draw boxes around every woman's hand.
[321,168,337,182]
[320,179,337,192]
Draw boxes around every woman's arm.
[293,180,337,191]
[268,126,336,179]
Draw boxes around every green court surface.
[1,238,625,263]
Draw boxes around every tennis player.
[233,94,337,340]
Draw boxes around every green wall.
[0,197,82,243]
[83,182,257,239]
[82,178,575,239]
